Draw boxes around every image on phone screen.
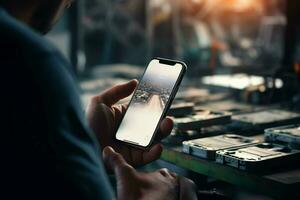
[116,59,184,147]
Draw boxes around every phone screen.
[116,59,185,147]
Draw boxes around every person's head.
[1,0,73,34]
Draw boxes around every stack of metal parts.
[265,124,300,149]
[164,100,232,145]
[177,105,300,172]
[164,83,300,173]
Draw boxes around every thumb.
[102,146,134,178]
[97,79,138,106]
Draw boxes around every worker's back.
[0,7,114,200]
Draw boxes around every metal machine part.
[216,143,300,172]
[265,124,300,148]
[174,110,232,131]
[182,134,259,159]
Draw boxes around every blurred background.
[45,1,300,199]
[47,0,292,74]
[46,0,300,107]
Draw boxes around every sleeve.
[0,14,115,199]
[49,106,115,200]
[31,51,115,200]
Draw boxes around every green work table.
[162,145,300,199]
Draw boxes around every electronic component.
[182,134,259,159]
[265,125,300,148]
[216,143,300,172]
[229,109,300,132]
[174,110,231,131]
[168,102,194,117]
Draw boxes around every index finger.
[179,177,198,200]
[102,146,134,176]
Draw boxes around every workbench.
[162,144,300,199]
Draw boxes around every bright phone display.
[116,58,186,148]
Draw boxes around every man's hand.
[86,80,173,167]
[103,146,197,200]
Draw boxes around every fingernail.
[103,146,115,157]
[131,79,138,83]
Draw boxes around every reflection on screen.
[116,60,183,147]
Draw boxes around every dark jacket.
[0,7,114,199]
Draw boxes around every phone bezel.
[115,57,187,150]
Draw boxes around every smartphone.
[115,58,187,149]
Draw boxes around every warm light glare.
[223,0,259,11]
[202,74,283,90]
[234,0,254,10]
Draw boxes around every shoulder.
[0,7,74,79]
[0,8,80,105]
[0,8,57,57]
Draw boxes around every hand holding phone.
[87,79,173,167]
[116,58,186,149]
